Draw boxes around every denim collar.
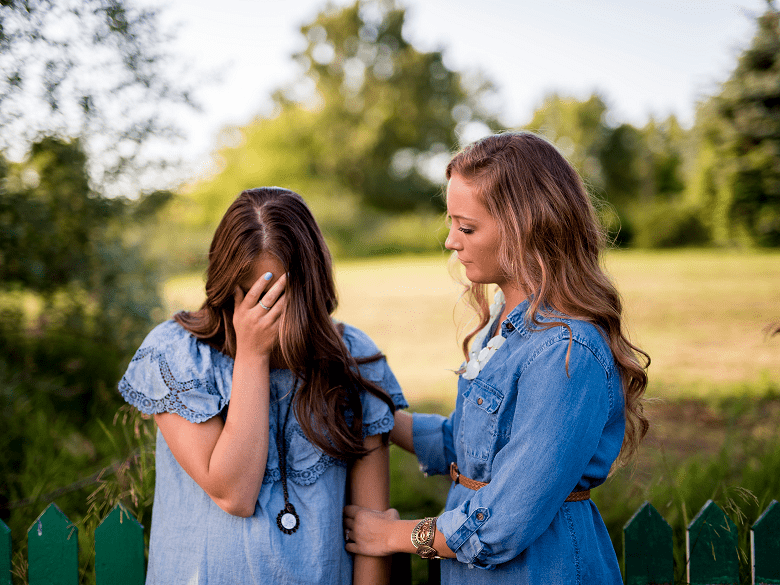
[500,297,531,337]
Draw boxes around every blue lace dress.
[119,319,406,585]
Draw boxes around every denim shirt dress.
[118,320,407,585]
[413,298,625,584]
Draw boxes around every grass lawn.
[333,249,780,402]
[164,249,780,404]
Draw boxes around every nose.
[445,226,461,251]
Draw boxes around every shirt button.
[476,512,484,521]
[477,398,483,405]
[506,322,514,331]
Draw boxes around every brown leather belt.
[449,462,591,502]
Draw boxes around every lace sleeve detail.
[118,321,231,423]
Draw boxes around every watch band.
[411,517,440,559]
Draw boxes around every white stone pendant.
[277,503,300,534]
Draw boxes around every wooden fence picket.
[27,503,78,585]
[1,518,11,585]
[752,500,780,585]
[687,500,739,585]
[623,501,673,585]
[95,504,145,585]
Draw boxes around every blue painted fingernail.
[264,272,273,280]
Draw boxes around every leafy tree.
[600,124,644,207]
[624,117,709,249]
[526,95,702,248]
[0,135,167,433]
[0,0,194,193]
[275,0,501,212]
[0,0,189,568]
[640,116,687,201]
[526,93,611,193]
[170,0,500,262]
[692,1,780,246]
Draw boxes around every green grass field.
[165,248,780,403]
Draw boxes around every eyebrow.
[449,213,479,222]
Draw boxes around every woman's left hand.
[343,505,401,557]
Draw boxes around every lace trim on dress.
[118,346,222,423]
[262,436,347,487]
[364,414,393,437]
[261,412,393,487]
[262,457,348,486]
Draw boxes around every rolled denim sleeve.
[437,337,615,568]
[412,412,456,477]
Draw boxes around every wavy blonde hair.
[447,132,649,466]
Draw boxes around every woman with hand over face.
[343,133,649,584]
[119,187,406,585]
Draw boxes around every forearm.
[353,554,390,585]
[344,507,456,560]
[349,435,391,583]
[389,410,414,453]
[157,271,284,517]
[207,351,270,510]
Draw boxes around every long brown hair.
[175,187,395,460]
[446,132,649,466]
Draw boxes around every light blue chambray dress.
[119,319,406,585]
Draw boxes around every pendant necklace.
[276,383,300,534]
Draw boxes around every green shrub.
[631,201,711,248]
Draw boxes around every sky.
[149,0,769,175]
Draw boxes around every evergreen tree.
[694,2,780,246]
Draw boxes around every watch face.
[416,545,438,559]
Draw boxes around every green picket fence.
[1,503,144,585]
[623,499,780,585]
[2,499,779,584]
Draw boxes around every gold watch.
[411,517,441,559]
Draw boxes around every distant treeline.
[152,2,780,266]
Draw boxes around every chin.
[466,274,491,285]
[466,272,501,286]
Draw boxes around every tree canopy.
[0,0,186,538]
[182,0,500,223]
[279,0,500,211]
[0,0,194,194]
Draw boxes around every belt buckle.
[450,462,460,485]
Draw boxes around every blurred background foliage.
[155,0,780,268]
[1,0,779,582]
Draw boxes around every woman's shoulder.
[139,318,192,349]
[522,313,616,374]
[139,319,205,351]
[120,318,232,422]
[337,321,381,359]
[336,320,408,410]
[138,319,227,360]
